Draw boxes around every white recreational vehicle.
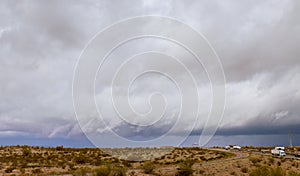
[225,145,241,150]
[271,147,286,157]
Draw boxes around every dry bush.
[241,167,248,173]
[250,166,286,176]
[288,170,300,176]
[72,167,92,176]
[94,166,111,176]
[250,157,262,165]
[175,160,195,176]
[249,166,270,176]
[110,166,127,176]
[5,166,15,173]
[32,168,42,174]
[141,162,155,174]
[268,157,275,164]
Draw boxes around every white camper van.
[233,145,241,150]
[271,147,286,157]
[275,147,285,151]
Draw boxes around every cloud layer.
[0,0,299,141]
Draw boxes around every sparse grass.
[250,166,270,176]
[250,166,287,176]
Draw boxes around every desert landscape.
[0,145,299,176]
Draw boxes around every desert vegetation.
[0,145,299,175]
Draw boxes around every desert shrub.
[288,171,300,176]
[241,167,248,173]
[142,162,155,174]
[22,148,31,157]
[198,169,205,174]
[175,160,195,176]
[32,168,42,174]
[74,155,88,164]
[95,165,111,176]
[68,163,76,170]
[250,166,269,176]
[5,167,15,173]
[269,167,286,176]
[250,157,262,165]
[110,166,127,176]
[269,158,275,164]
[122,160,132,167]
[230,171,237,175]
[128,170,136,176]
[56,146,64,151]
[73,167,91,176]
[92,159,103,166]
[176,165,194,176]
[250,166,287,176]
[199,156,207,161]
[20,168,25,174]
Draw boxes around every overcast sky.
[0,0,299,146]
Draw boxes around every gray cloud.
[0,0,299,142]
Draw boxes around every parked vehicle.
[295,151,300,158]
[225,145,241,150]
[233,145,241,150]
[275,147,285,151]
[271,149,286,157]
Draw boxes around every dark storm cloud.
[0,0,299,140]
